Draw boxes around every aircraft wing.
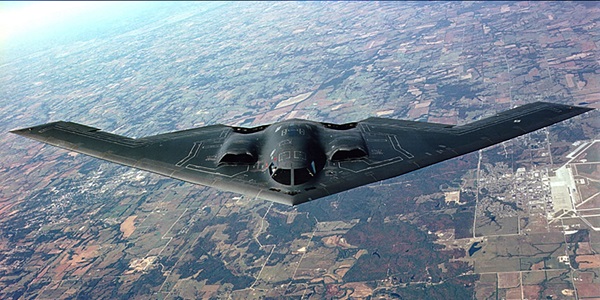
[9,121,294,204]
[293,102,593,204]
[10,102,592,206]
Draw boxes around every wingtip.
[539,101,595,115]
[9,121,69,136]
[569,104,595,114]
[9,127,30,136]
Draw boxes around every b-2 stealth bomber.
[11,102,593,205]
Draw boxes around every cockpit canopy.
[269,162,316,186]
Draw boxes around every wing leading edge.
[10,102,593,206]
[9,121,283,201]
[9,121,317,206]
[365,101,593,160]
[295,102,593,205]
[364,101,593,157]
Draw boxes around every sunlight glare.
[0,1,116,42]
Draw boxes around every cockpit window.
[269,162,315,186]
[272,168,291,185]
[294,168,313,185]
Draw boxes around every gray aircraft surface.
[11,102,593,205]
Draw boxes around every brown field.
[200,284,220,299]
[523,285,541,300]
[530,259,546,271]
[576,254,600,268]
[50,244,100,281]
[407,101,431,119]
[341,282,373,298]
[321,235,354,248]
[335,266,351,278]
[120,215,137,238]
[504,287,522,299]
[0,200,18,216]
[573,283,600,298]
[574,271,597,283]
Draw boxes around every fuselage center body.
[221,118,365,191]
[263,119,327,186]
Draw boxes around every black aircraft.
[11,102,593,206]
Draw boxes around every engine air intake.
[331,148,368,161]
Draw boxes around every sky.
[0,1,176,61]
[0,1,123,41]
